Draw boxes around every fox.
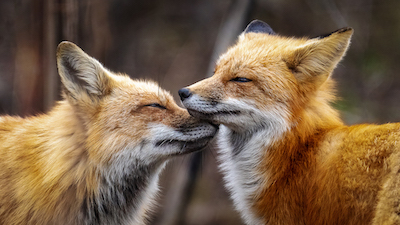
[0,41,217,225]
[179,20,400,225]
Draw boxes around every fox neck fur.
[217,77,343,225]
[0,101,164,225]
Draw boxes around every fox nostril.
[178,88,192,101]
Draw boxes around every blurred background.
[1,0,400,224]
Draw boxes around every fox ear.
[244,20,275,35]
[285,27,353,87]
[57,41,111,104]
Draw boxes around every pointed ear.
[244,20,276,35]
[57,41,111,104]
[285,27,353,86]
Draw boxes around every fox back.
[0,41,217,225]
[180,20,400,225]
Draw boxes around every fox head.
[57,42,217,167]
[180,20,352,133]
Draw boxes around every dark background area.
[1,0,400,224]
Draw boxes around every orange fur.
[180,20,400,225]
[0,41,217,225]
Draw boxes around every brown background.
[1,0,400,224]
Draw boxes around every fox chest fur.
[218,122,400,225]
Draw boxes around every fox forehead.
[213,34,305,89]
[217,33,309,69]
[110,74,171,105]
[90,75,183,149]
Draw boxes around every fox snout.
[178,88,211,120]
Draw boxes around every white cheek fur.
[183,95,289,132]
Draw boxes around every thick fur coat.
[0,42,217,225]
[180,20,400,225]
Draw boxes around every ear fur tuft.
[285,27,353,86]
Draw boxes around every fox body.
[0,42,217,225]
[180,20,400,225]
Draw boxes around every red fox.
[179,20,400,225]
[0,41,217,225]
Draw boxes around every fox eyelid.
[144,103,167,110]
[230,77,252,82]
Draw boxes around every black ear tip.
[313,27,354,40]
[244,20,275,35]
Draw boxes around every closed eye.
[144,103,167,110]
[230,77,252,82]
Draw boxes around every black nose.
[178,88,192,101]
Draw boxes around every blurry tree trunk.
[12,0,45,116]
[82,0,112,62]
[206,0,254,77]
[61,0,79,42]
[158,0,253,224]
[11,0,111,114]
[43,0,59,111]
[60,0,111,61]
[12,0,64,115]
